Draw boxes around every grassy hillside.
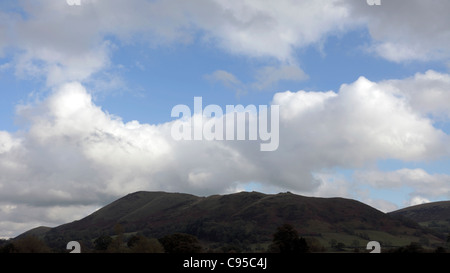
[389,201,450,239]
[19,191,447,252]
[15,226,52,240]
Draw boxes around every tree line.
[1,223,448,253]
[0,223,307,253]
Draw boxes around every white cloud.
[273,89,337,120]
[2,70,450,237]
[309,172,354,199]
[206,65,308,94]
[354,168,450,200]
[274,76,449,167]
[380,70,450,119]
[0,131,21,154]
[345,0,450,62]
[0,0,354,85]
[0,83,262,206]
[0,201,99,238]
[2,0,448,89]
[1,70,450,237]
[2,0,450,237]
[407,196,431,207]
[252,65,308,90]
[205,70,242,89]
[200,0,352,62]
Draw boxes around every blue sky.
[1,0,450,238]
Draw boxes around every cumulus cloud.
[379,70,450,119]
[274,76,449,166]
[0,131,20,154]
[344,0,450,62]
[4,2,112,85]
[2,0,449,90]
[1,70,450,236]
[0,0,352,86]
[354,168,450,199]
[1,83,261,203]
[2,0,450,237]
[198,0,352,62]
[352,167,450,210]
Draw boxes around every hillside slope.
[389,201,450,238]
[24,191,445,251]
[389,201,450,222]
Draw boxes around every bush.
[127,235,164,253]
[93,235,113,251]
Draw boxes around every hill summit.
[18,191,446,252]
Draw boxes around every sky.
[1,0,450,239]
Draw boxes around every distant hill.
[389,201,450,222]
[389,201,450,238]
[16,226,52,240]
[19,191,446,252]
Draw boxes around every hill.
[20,191,446,252]
[389,201,450,238]
[15,226,52,240]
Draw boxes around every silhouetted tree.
[390,242,424,253]
[127,235,140,248]
[94,235,113,251]
[0,242,15,253]
[269,224,309,253]
[159,233,202,253]
[434,246,446,253]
